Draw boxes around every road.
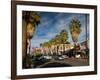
[36,58,89,68]
[63,58,89,66]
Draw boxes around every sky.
[31,11,89,48]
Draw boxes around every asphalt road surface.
[36,58,89,68]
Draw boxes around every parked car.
[58,57,64,60]
[62,55,68,59]
[43,56,52,60]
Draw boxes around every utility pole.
[85,14,88,49]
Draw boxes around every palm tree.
[69,17,81,56]
[59,30,68,53]
[22,11,40,68]
[60,30,68,44]
[22,11,40,55]
[69,17,81,45]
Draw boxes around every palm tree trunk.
[22,20,27,68]
[22,20,27,57]
[27,38,31,54]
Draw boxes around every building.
[42,43,74,55]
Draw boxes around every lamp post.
[85,14,88,49]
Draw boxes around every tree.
[59,30,68,44]
[22,11,40,55]
[58,30,68,53]
[69,17,81,56]
[69,17,81,45]
[54,35,60,44]
[22,11,40,68]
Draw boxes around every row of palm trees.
[41,17,82,52]
[41,30,69,48]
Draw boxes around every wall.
[0,0,99,80]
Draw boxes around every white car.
[58,57,64,60]
[62,55,67,58]
[43,56,52,60]
[75,54,81,58]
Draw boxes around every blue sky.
[31,11,89,48]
